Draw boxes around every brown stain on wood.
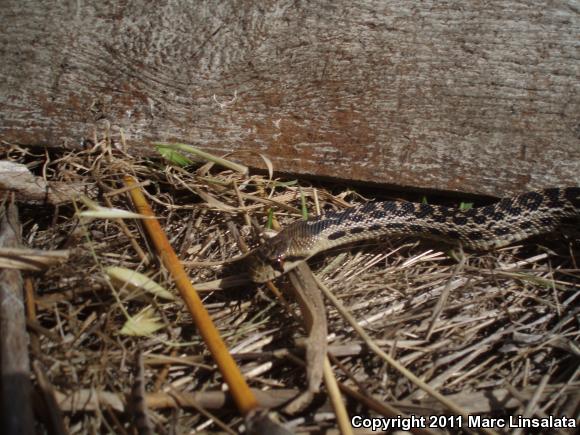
[0,1,579,196]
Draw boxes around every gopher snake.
[247,187,580,283]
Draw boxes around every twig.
[123,175,259,416]
[323,357,352,435]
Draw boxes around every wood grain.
[0,1,578,196]
[0,202,34,434]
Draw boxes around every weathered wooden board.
[1,1,579,196]
[0,203,34,434]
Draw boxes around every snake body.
[247,187,580,283]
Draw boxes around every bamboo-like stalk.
[123,175,258,416]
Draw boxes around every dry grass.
[4,141,579,434]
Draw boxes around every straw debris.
[2,140,578,433]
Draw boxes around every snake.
[247,187,580,283]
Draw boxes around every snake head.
[246,228,309,283]
[246,237,289,283]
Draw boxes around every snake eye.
[273,254,286,272]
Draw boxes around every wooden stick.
[0,200,35,434]
[123,176,258,416]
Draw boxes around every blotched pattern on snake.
[247,187,580,283]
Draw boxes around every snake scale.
[247,187,580,283]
